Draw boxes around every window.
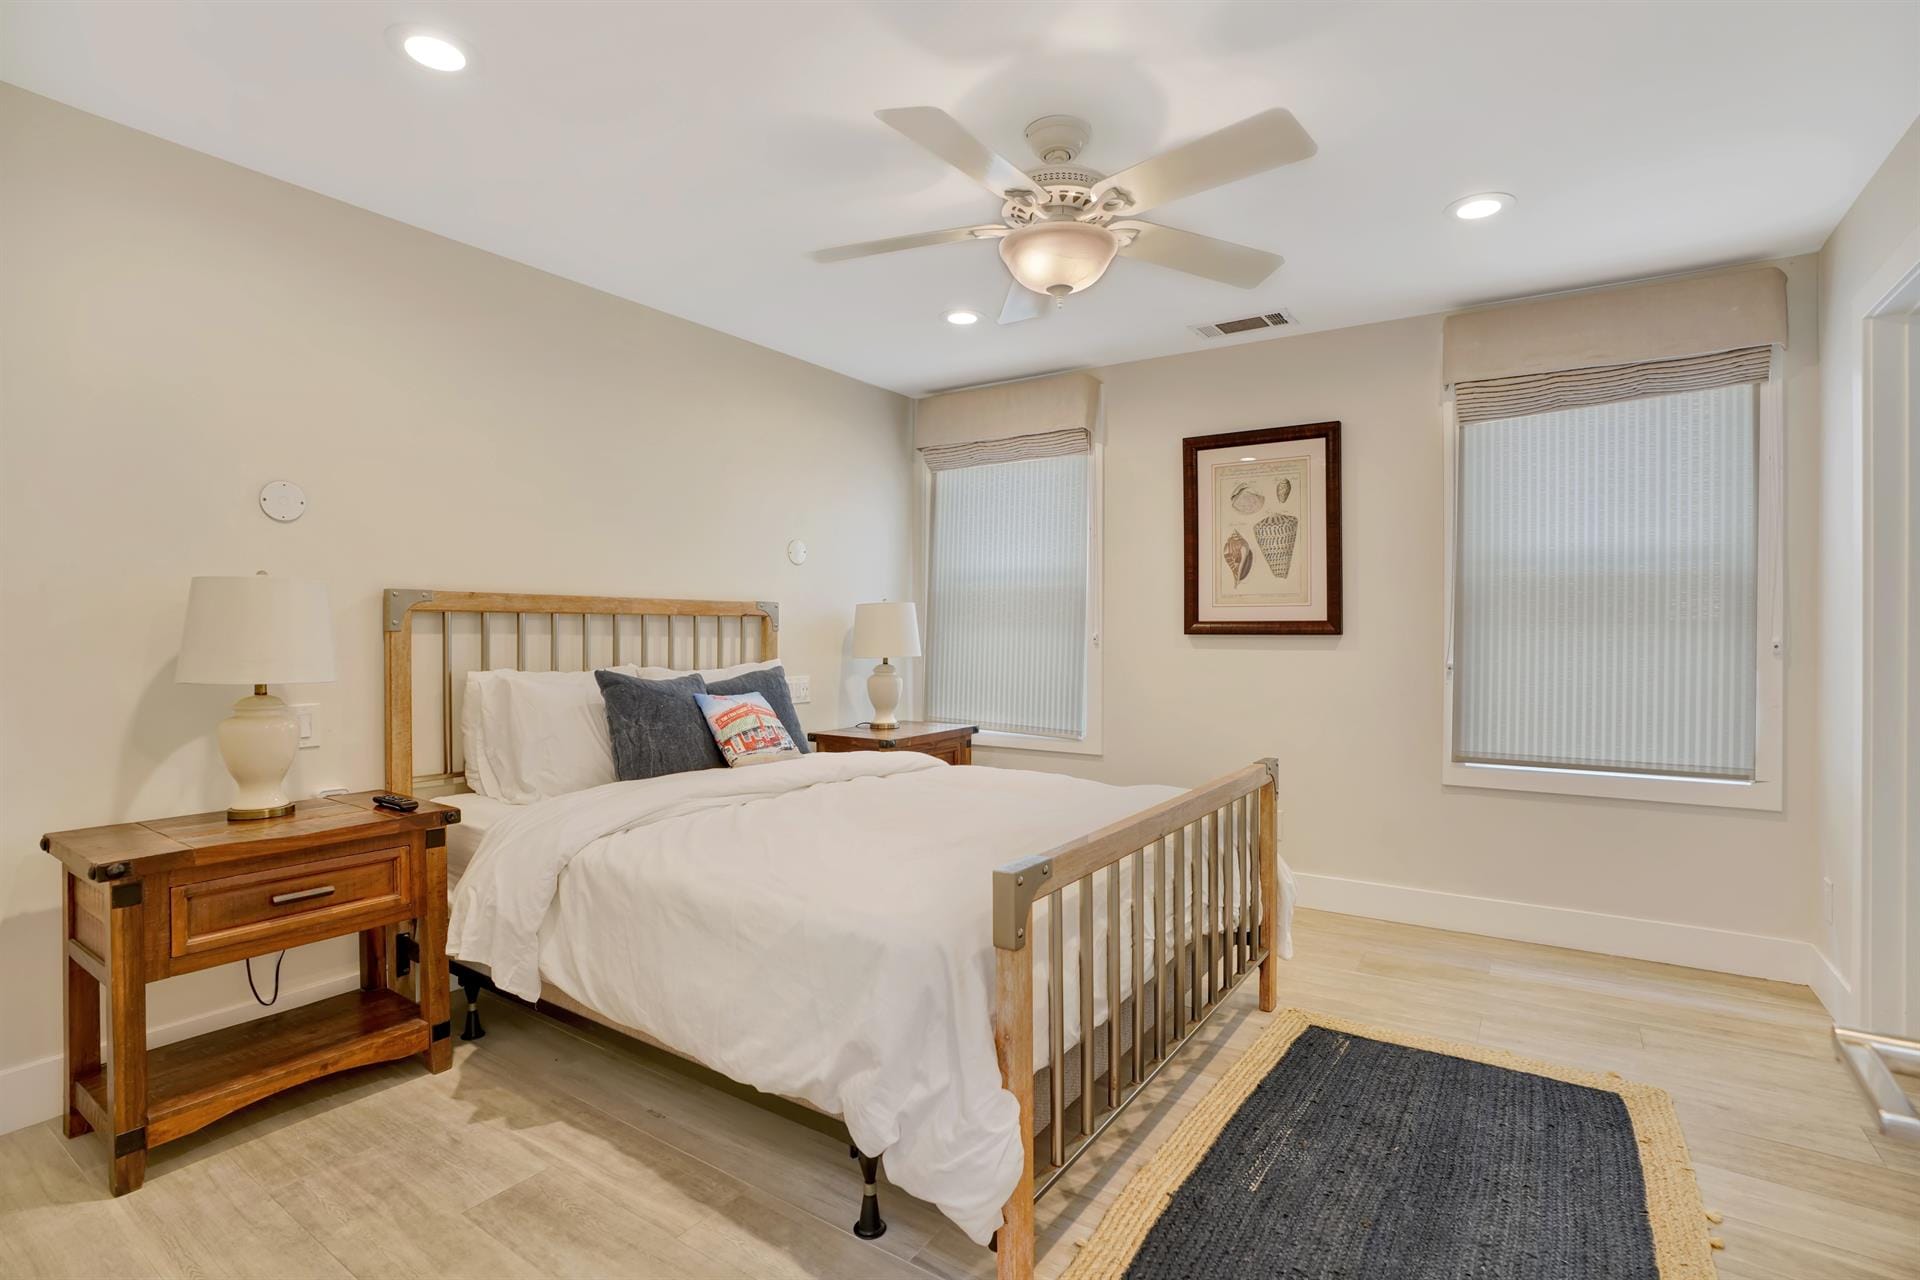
[1444,364,1783,809]
[924,450,1095,744]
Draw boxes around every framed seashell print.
[1184,421,1342,634]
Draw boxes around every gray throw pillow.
[706,667,809,753]
[594,671,724,780]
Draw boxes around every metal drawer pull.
[270,885,336,906]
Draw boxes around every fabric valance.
[919,427,1090,472]
[1453,345,1773,424]
[1442,266,1786,388]
[914,371,1101,460]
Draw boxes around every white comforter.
[446,752,1294,1243]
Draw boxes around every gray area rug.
[1123,1025,1660,1279]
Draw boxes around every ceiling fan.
[812,106,1316,324]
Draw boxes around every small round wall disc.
[260,480,307,523]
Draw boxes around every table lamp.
[177,573,336,819]
[852,601,921,730]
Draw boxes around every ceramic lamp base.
[219,689,299,820]
[867,660,903,730]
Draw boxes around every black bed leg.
[851,1144,887,1240]
[460,972,486,1042]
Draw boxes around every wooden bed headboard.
[382,589,779,796]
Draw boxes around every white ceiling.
[3,2,1915,396]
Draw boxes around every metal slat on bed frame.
[383,589,778,796]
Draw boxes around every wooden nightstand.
[807,721,978,765]
[41,791,459,1194]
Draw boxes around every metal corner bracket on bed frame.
[385,588,435,631]
[755,600,779,632]
[991,858,1054,951]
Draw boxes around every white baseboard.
[1806,947,1857,1025]
[1294,871,1827,990]
[0,967,361,1138]
[2,882,1852,1137]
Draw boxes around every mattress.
[442,791,519,887]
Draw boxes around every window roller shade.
[926,454,1089,738]
[917,369,1098,739]
[1454,383,1759,780]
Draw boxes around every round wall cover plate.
[786,539,808,565]
[260,480,307,523]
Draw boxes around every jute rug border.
[1059,1008,1717,1280]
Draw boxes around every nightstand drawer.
[169,844,415,965]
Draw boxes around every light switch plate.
[789,674,811,704]
[293,703,320,748]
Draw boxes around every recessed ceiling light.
[1240,456,1257,462]
[404,34,466,71]
[387,26,468,72]
[944,309,980,326]
[1448,192,1514,221]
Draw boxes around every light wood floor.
[3,909,1915,1279]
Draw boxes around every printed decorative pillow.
[705,665,809,754]
[694,691,802,767]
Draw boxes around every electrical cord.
[245,950,286,1006]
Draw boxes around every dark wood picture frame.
[1183,421,1342,635]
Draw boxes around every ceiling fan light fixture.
[998,222,1120,298]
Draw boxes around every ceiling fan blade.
[1117,222,1284,288]
[876,107,1034,199]
[810,225,1005,264]
[1092,109,1316,216]
[999,281,1048,325]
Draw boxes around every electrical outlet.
[789,674,811,704]
[293,703,320,748]
[1822,876,1834,925]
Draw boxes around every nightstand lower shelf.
[72,988,429,1148]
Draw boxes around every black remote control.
[371,793,419,812]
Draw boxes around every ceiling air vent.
[1190,307,1298,340]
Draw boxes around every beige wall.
[1813,116,1920,1017]
[0,85,911,1123]
[977,258,1825,968]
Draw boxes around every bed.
[384,588,1289,1279]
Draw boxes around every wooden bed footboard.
[989,758,1281,1279]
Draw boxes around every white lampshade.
[177,575,336,686]
[853,601,922,659]
[998,222,1120,297]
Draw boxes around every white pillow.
[461,666,639,803]
[630,657,783,684]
